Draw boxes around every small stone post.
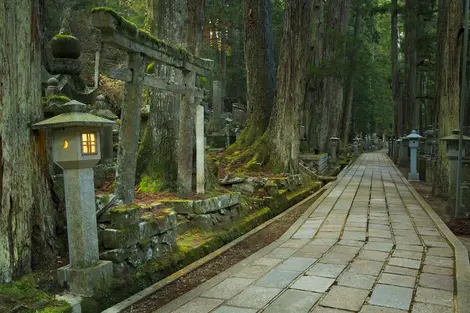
[45,77,59,97]
[353,137,359,155]
[406,130,422,181]
[209,80,223,131]
[441,129,470,215]
[195,102,205,194]
[94,45,102,88]
[329,136,340,163]
[116,52,145,203]
[32,100,115,297]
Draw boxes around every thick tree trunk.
[0,0,56,283]
[136,0,186,192]
[392,0,401,161]
[234,0,276,148]
[341,2,362,146]
[432,0,462,196]
[404,0,419,133]
[252,0,313,172]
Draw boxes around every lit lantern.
[32,100,115,296]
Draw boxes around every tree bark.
[392,0,401,161]
[0,0,56,283]
[233,0,276,148]
[136,0,186,192]
[341,1,362,146]
[250,0,313,172]
[404,0,419,133]
[432,0,462,196]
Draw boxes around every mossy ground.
[0,274,71,313]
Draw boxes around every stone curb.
[389,156,470,313]
[101,183,331,313]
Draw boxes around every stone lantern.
[406,130,422,181]
[352,137,359,155]
[329,136,340,163]
[32,100,115,297]
[424,126,435,155]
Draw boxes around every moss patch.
[0,274,72,313]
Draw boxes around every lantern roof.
[441,129,470,142]
[406,130,422,140]
[33,100,116,129]
[330,136,340,141]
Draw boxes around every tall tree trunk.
[404,0,418,133]
[0,0,56,283]
[305,0,325,152]
[392,0,401,161]
[136,0,186,192]
[432,0,462,196]
[341,1,362,146]
[250,0,314,172]
[234,0,276,148]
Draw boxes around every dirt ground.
[123,194,319,313]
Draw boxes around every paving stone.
[291,276,335,292]
[422,265,453,275]
[342,231,367,241]
[418,273,454,291]
[388,257,421,269]
[320,252,355,264]
[294,245,330,259]
[411,302,454,313]
[227,286,282,309]
[369,229,392,238]
[394,236,421,245]
[311,306,351,313]
[338,240,364,247]
[319,285,369,311]
[369,237,393,243]
[293,229,318,239]
[263,289,321,313]
[202,278,254,299]
[415,287,454,307]
[424,240,451,248]
[277,257,316,272]
[392,250,422,260]
[306,263,346,278]
[394,244,423,252]
[349,259,385,276]
[212,307,257,313]
[358,250,390,261]
[424,255,453,268]
[378,273,415,287]
[368,284,413,310]
[427,247,453,257]
[280,239,309,248]
[316,232,341,239]
[330,245,361,255]
[256,269,299,288]
[172,297,224,313]
[338,272,376,289]
[309,239,337,246]
[364,242,394,252]
[359,304,408,313]
[232,264,271,279]
[253,258,282,267]
[265,248,297,259]
[369,224,391,230]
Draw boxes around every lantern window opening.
[81,133,98,155]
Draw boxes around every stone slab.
[338,272,376,289]
[265,248,297,259]
[358,250,390,261]
[384,265,418,277]
[368,284,413,310]
[202,278,254,299]
[423,256,453,268]
[364,242,394,252]
[256,270,299,289]
[411,303,454,313]
[319,286,369,311]
[422,265,453,276]
[378,273,415,288]
[359,305,407,313]
[349,259,384,276]
[388,257,421,269]
[277,257,316,272]
[227,286,282,309]
[253,258,282,267]
[306,263,346,278]
[415,287,454,307]
[212,307,257,313]
[291,276,335,292]
[232,265,272,279]
[172,298,224,313]
[263,289,321,313]
[418,273,454,291]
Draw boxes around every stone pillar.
[195,103,205,194]
[94,46,101,88]
[178,70,196,195]
[116,52,145,203]
[406,130,422,181]
[209,80,222,131]
[398,137,410,166]
[329,136,339,163]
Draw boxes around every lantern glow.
[81,133,97,155]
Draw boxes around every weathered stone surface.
[172,297,224,313]
[109,204,141,228]
[101,226,140,249]
[338,272,375,289]
[319,286,369,311]
[202,278,254,299]
[306,263,346,278]
[212,307,257,313]
[139,209,177,238]
[277,257,316,272]
[256,270,299,288]
[291,276,335,292]
[127,245,146,267]
[100,248,129,263]
[232,178,256,195]
[369,284,413,310]
[378,273,416,288]
[418,273,454,291]
[160,200,194,214]
[227,286,282,309]
[415,287,454,307]
[411,303,454,313]
[263,289,321,313]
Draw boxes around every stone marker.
[406,130,422,181]
[196,103,205,194]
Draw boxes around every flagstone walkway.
[155,152,469,313]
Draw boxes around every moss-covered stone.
[159,200,194,214]
[109,204,141,228]
[51,34,81,59]
[101,226,140,249]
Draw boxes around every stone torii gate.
[92,9,213,203]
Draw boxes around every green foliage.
[138,175,165,193]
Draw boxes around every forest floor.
[398,167,470,254]
[123,192,320,313]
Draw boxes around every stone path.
[155,152,467,313]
